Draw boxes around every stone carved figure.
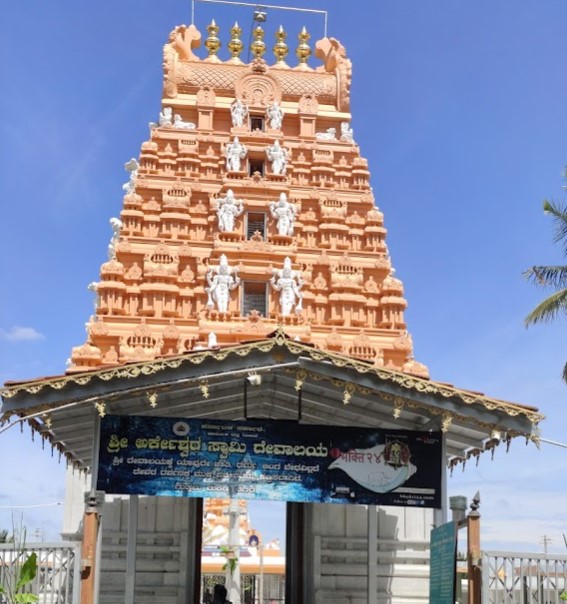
[270,257,303,316]
[205,254,240,313]
[269,192,296,237]
[340,121,354,143]
[122,158,139,194]
[225,137,247,172]
[230,99,248,127]
[266,102,284,130]
[315,128,337,141]
[173,114,196,129]
[216,189,244,232]
[108,217,123,259]
[265,140,289,175]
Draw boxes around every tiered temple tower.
[69,21,428,379]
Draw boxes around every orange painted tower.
[68,20,428,379]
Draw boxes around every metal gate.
[482,551,567,603]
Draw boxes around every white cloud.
[0,326,45,342]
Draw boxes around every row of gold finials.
[205,20,312,64]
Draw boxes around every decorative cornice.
[1,329,543,427]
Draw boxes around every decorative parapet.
[162,23,351,111]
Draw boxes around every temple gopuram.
[1,11,542,604]
[67,20,424,377]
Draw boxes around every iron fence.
[482,550,567,604]
[0,542,81,604]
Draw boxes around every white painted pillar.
[367,505,378,604]
[125,495,139,604]
[226,498,241,604]
[434,433,448,527]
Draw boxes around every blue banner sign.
[97,415,442,507]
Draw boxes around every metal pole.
[193,0,328,37]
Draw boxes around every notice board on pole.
[97,415,442,507]
[429,521,457,604]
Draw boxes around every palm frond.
[562,362,567,384]
[524,288,567,326]
[523,265,567,289]
[543,199,567,255]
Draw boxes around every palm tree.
[524,198,567,381]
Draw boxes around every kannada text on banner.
[97,415,442,507]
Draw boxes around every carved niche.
[298,93,319,115]
[235,73,282,109]
[196,86,216,106]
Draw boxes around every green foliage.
[0,528,39,604]
[524,195,567,382]
[219,546,238,575]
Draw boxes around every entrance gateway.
[1,7,541,604]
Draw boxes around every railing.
[482,550,567,603]
[0,542,81,604]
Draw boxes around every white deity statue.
[87,281,100,312]
[266,140,289,175]
[340,121,354,143]
[216,189,244,232]
[269,192,296,237]
[122,158,139,194]
[230,99,248,128]
[149,107,173,132]
[107,217,123,259]
[266,102,284,130]
[225,137,248,172]
[206,254,240,314]
[270,257,303,316]
[315,127,337,141]
[173,114,196,129]
[160,107,173,127]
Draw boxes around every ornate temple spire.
[68,19,427,379]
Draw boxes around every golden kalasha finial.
[250,25,266,59]
[205,19,221,58]
[273,25,289,64]
[228,21,244,60]
[296,26,311,65]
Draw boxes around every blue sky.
[1,0,566,553]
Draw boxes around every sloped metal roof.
[1,330,542,472]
